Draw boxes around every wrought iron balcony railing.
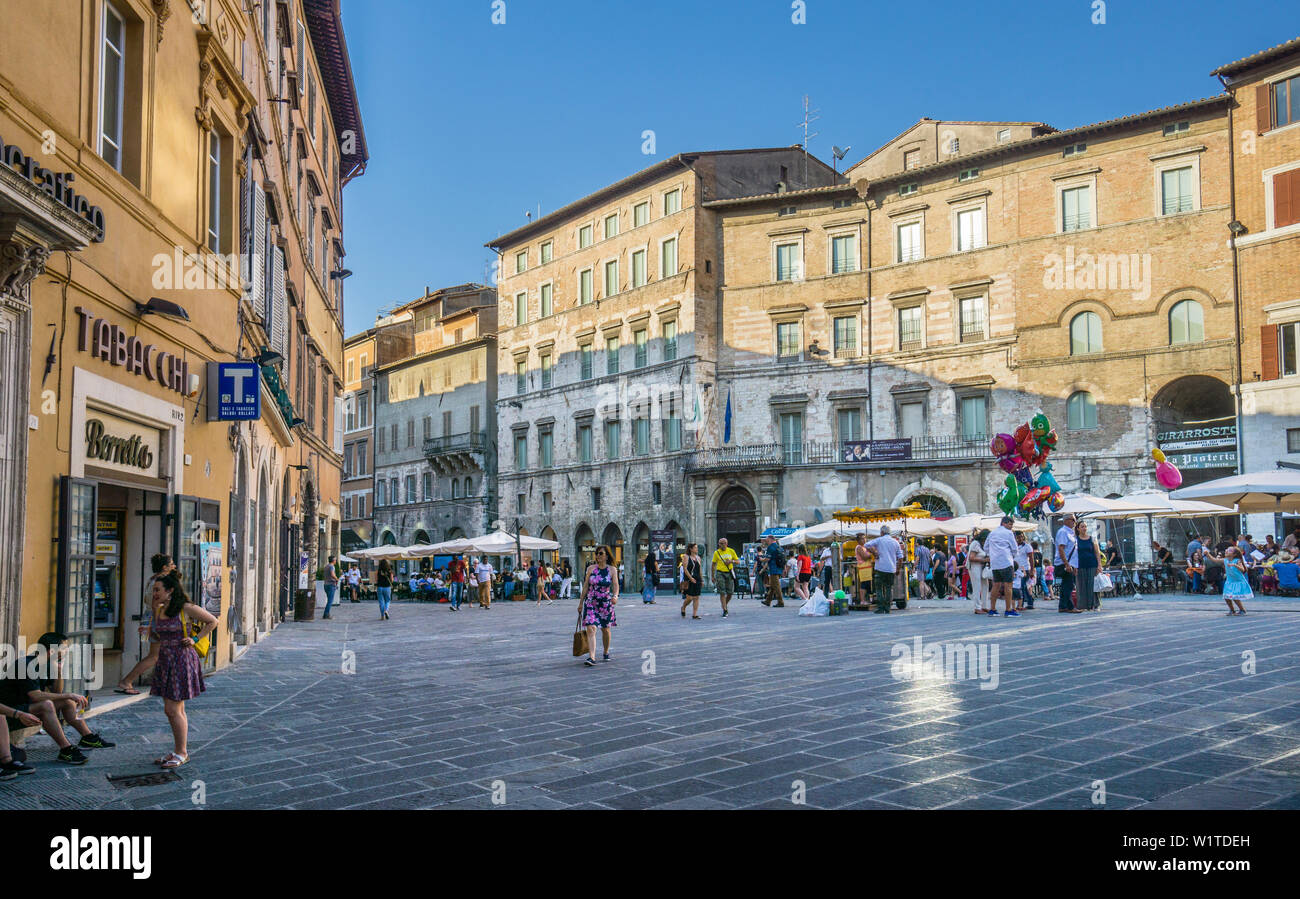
[685,434,989,472]
[423,431,488,457]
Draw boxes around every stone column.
[0,231,51,646]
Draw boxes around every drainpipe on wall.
[1220,74,1247,494]
[865,190,874,446]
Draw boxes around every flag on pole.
[724,388,732,444]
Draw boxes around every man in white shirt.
[865,526,904,614]
[1014,532,1033,610]
[984,516,1020,617]
[474,558,495,608]
[817,545,833,594]
[1054,514,1079,612]
[967,533,990,614]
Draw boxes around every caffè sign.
[84,413,161,479]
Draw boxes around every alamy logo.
[49,830,151,880]
[890,636,1000,690]
[1042,246,1151,301]
[0,640,104,690]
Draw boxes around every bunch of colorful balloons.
[991,412,1065,518]
[1151,448,1183,489]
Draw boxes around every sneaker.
[1005,610,1020,617]
[56,746,88,766]
[1,760,35,778]
[721,610,729,618]
[583,658,597,667]
[987,610,999,616]
[603,652,611,661]
[79,733,115,749]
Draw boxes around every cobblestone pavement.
[4,592,1299,810]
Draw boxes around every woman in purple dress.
[150,572,217,769]
[579,545,619,667]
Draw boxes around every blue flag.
[724,389,732,444]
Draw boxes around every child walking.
[1222,546,1251,615]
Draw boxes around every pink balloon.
[1156,461,1182,489]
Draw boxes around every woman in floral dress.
[579,545,619,667]
[150,572,217,768]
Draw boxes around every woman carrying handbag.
[680,543,703,619]
[149,571,217,769]
[578,545,619,667]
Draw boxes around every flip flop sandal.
[154,752,181,766]
[161,753,188,769]
[114,687,140,695]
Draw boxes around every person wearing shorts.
[984,516,1021,617]
[711,538,739,618]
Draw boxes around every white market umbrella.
[408,538,476,556]
[338,554,359,564]
[1055,494,1154,517]
[1170,470,1300,514]
[464,530,560,554]
[779,520,868,546]
[1090,492,1236,519]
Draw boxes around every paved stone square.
[4,592,1299,810]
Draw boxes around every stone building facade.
[1213,38,1300,539]
[372,284,497,558]
[691,98,1239,563]
[488,150,838,585]
[0,0,365,677]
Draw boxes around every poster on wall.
[650,529,677,583]
[298,551,310,590]
[200,542,223,616]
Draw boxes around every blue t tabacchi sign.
[206,361,261,421]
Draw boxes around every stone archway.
[232,446,249,642]
[1151,375,1235,487]
[891,480,968,517]
[575,522,595,572]
[256,465,270,633]
[631,521,650,590]
[601,523,625,580]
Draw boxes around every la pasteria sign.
[1,135,106,239]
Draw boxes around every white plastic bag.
[800,586,830,617]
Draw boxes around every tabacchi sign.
[75,307,192,397]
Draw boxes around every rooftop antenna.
[832,145,851,176]
[798,95,820,184]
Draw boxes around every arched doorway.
[575,522,595,572]
[279,474,294,622]
[301,479,317,595]
[905,493,954,519]
[413,529,431,545]
[447,527,466,540]
[256,466,270,633]
[540,526,558,564]
[1152,375,1238,538]
[601,523,625,585]
[632,522,650,590]
[381,531,397,545]
[716,486,756,551]
[231,447,248,642]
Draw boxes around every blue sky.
[340,0,1294,335]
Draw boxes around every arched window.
[1169,299,1204,345]
[1067,391,1098,430]
[451,479,460,499]
[1070,312,1102,355]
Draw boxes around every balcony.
[685,434,989,474]
[423,430,487,475]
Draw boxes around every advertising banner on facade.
[200,541,223,616]
[842,439,914,462]
[650,529,676,583]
